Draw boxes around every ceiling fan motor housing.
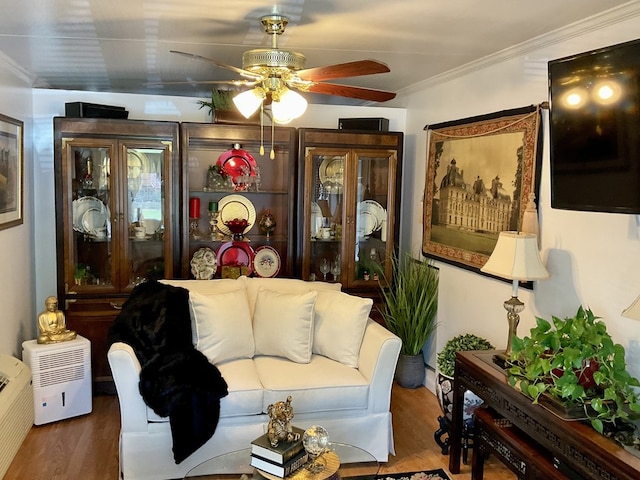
[242,48,306,73]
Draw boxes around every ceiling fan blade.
[170,50,263,80]
[144,79,257,87]
[305,82,396,102]
[297,60,390,82]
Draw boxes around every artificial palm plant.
[379,252,439,356]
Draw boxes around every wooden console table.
[449,350,640,479]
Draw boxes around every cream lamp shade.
[622,294,640,321]
[481,231,549,284]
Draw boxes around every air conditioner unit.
[0,354,33,479]
[22,335,92,425]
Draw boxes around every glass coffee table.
[185,442,380,479]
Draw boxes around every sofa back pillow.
[313,291,373,368]
[188,289,254,365]
[244,276,339,318]
[161,278,249,344]
[253,288,318,363]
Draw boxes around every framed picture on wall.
[422,105,543,274]
[0,113,23,230]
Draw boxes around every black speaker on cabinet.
[338,117,389,131]
[65,102,129,119]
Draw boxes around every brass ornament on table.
[37,296,77,344]
[266,395,301,448]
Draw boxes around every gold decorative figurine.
[37,296,77,344]
[266,395,300,447]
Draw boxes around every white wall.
[396,6,640,390]
[0,66,34,357]
[31,90,406,324]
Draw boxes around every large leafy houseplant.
[437,334,494,377]
[378,252,439,356]
[508,306,640,436]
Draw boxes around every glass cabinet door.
[305,148,348,283]
[62,139,117,293]
[123,144,172,288]
[351,150,398,287]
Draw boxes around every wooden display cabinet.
[297,128,403,314]
[53,117,180,393]
[180,123,297,279]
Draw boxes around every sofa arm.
[357,319,401,413]
[107,342,150,432]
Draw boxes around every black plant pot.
[395,354,425,388]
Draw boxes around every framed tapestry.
[422,105,543,274]
[0,113,23,230]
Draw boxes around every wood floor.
[4,384,515,480]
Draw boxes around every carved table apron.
[448,350,640,479]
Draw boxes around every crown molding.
[0,49,39,86]
[399,1,640,96]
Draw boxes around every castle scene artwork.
[429,132,525,257]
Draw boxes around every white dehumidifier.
[22,335,92,425]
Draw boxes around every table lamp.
[481,231,549,367]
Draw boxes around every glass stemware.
[302,425,329,474]
[330,259,341,282]
[319,258,330,281]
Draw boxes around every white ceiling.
[0,0,634,105]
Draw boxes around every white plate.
[73,196,109,233]
[218,194,256,235]
[253,246,281,278]
[81,207,110,235]
[318,156,344,186]
[190,247,217,280]
[357,210,378,237]
[361,200,386,231]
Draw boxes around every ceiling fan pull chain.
[259,103,265,156]
[270,119,275,160]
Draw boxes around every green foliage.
[197,89,235,114]
[378,252,439,356]
[508,306,640,435]
[437,334,494,377]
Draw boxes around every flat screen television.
[548,38,640,214]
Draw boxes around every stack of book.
[250,427,308,477]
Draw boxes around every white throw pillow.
[253,288,318,363]
[188,289,254,365]
[313,291,373,368]
[244,276,340,317]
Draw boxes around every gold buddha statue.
[37,296,77,344]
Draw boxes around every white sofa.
[108,276,402,480]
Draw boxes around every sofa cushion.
[255,355,369,414]
[244,276,339,317]
[188,290,254,365]
[313,291,372,368]
[253,288,317,363]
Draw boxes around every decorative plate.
[361,199,386,231]
[356,209,378,238]
[218,194,256,235]
[216,241,255,276]
[253,246,281,278]
[81,207,110,236]
[72,196,110,233]
[319,156,344,186]
[190,247,217,280]
[216,145,257,183]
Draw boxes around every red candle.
[189,197,200,218]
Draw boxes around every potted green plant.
[507,306,640,437]
[378,252,439,388]
[198,89,262,124]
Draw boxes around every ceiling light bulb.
[233,88,265,118]
[272,88,307,124]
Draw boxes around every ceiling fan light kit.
[169,13,395,123]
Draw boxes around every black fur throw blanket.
[107,280,229,463]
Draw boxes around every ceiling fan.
[168,14,396,123]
